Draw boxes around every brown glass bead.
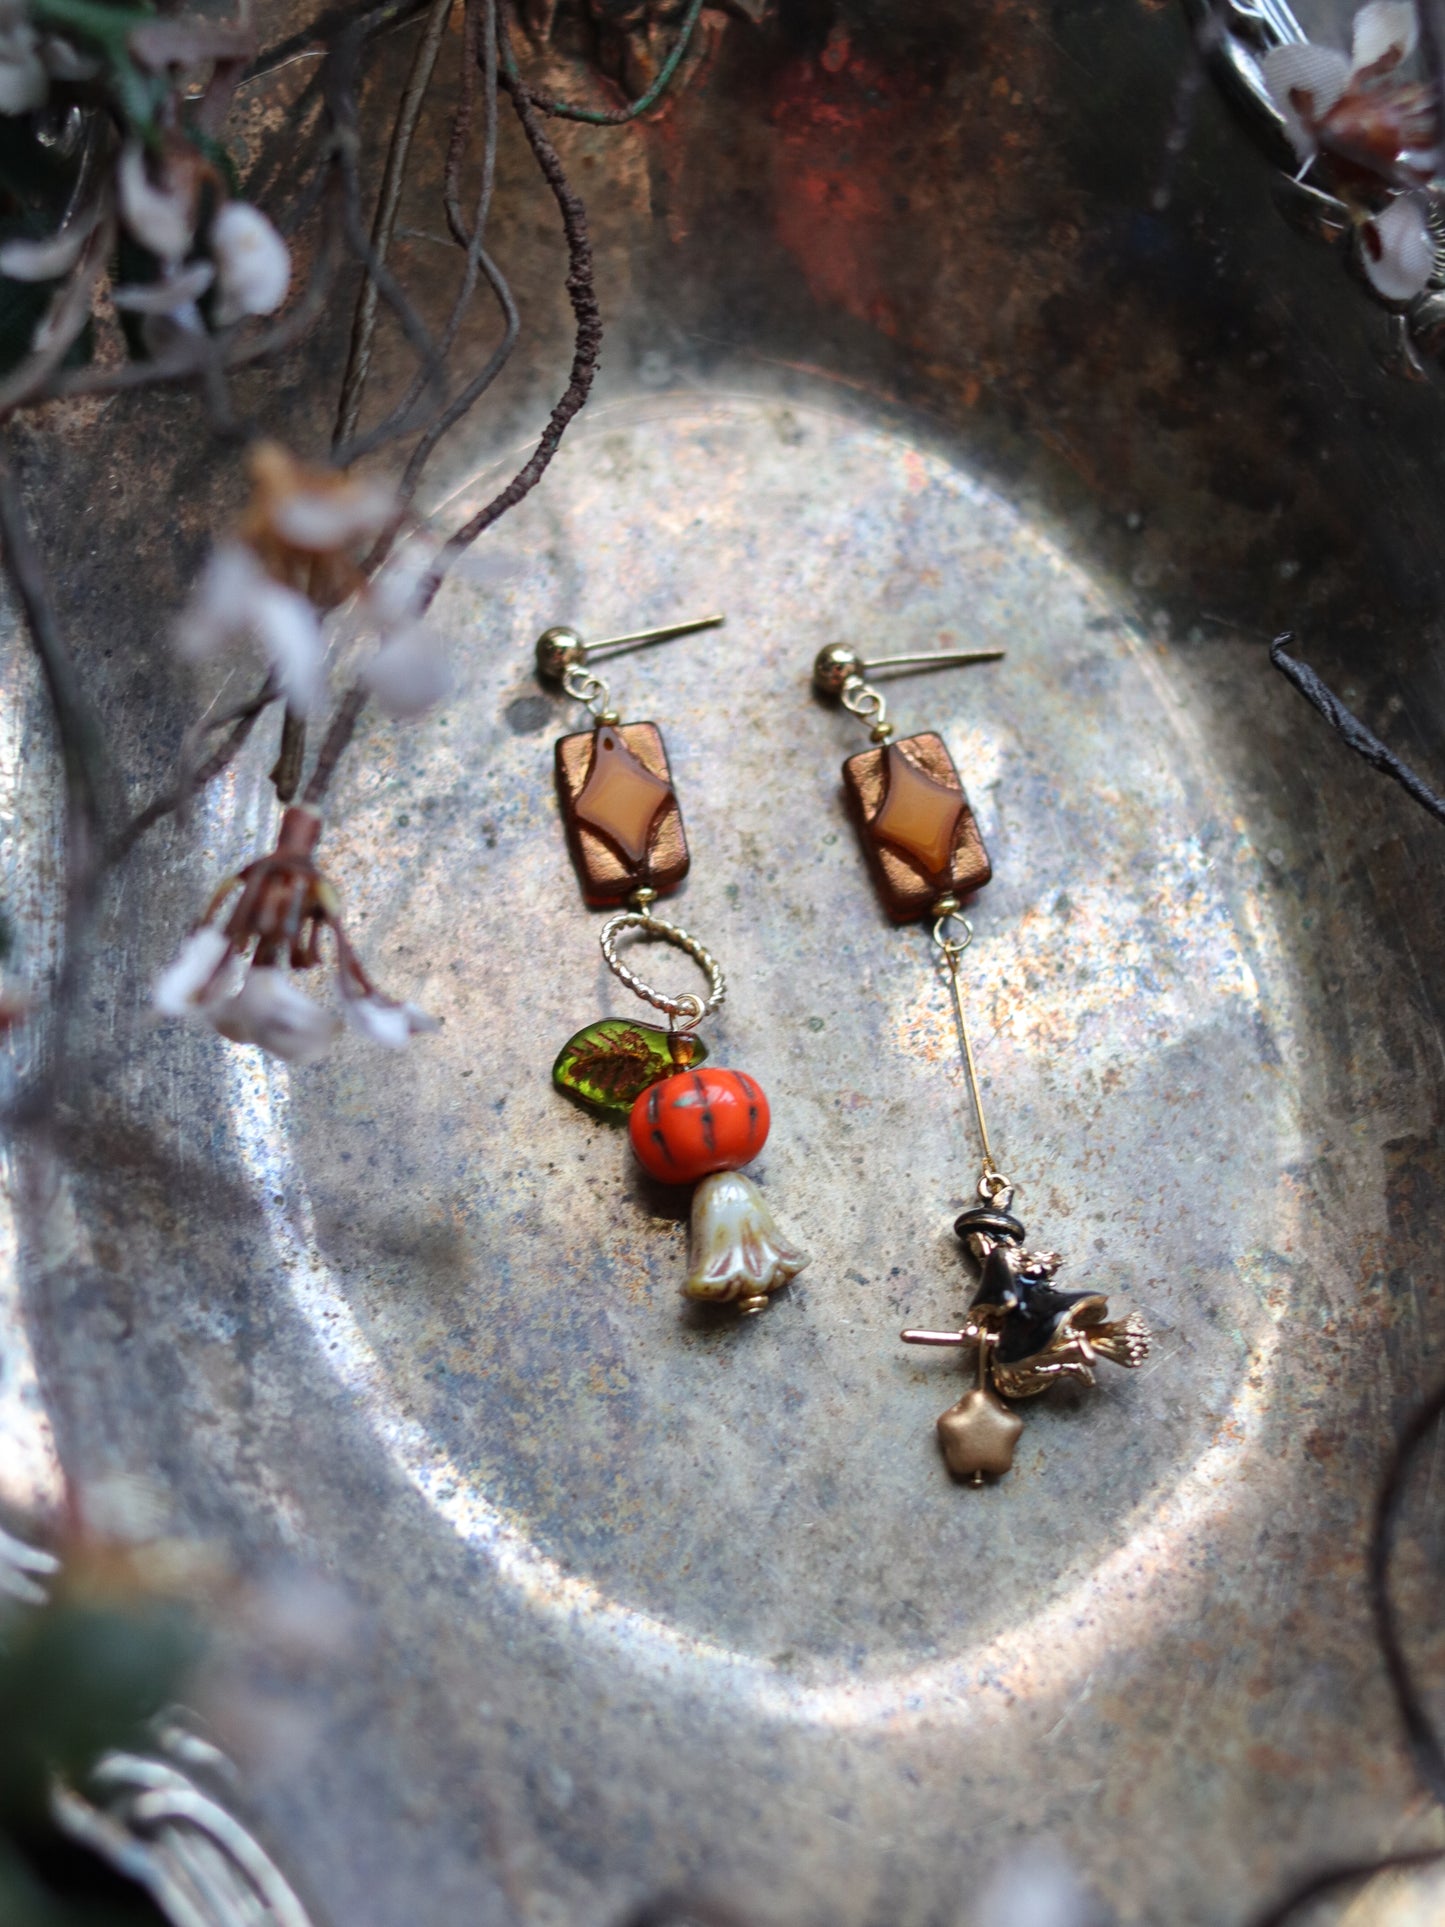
[842,732,991,921]
[555,722,690,907]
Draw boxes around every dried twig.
[333,0,457,449]
[344,0,519,473]
[301,681,368,806]
[419,1,602,605]
[110,677,280,862]
[269,708,308,804]
[324,16,448,428]
[501,0,706,124]
[303,0,599,802]
[0,455,108,1119]
[1270,634,1445,827]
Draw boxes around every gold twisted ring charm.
[598,910,727,1026]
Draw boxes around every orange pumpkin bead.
[628,1067,771,1184]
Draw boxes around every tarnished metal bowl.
[6,1,1445,1921]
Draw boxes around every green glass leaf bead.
[552,1019,708,1118]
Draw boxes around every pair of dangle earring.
[815,644,1153,1483]
[537,616,808,1315]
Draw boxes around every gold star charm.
[936,1385,1023,1483]
[574,726,676,866]
[871,742,965,880]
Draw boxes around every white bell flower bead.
[683,1170,809,1313]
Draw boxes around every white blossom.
[114,262,213,357]
[361,626,452,719]
[1263,42,1351,162]
[269,472,394,550]
[973,1847,1091,1927]
[353,541,449,717]
[0,1521,58,1607]
[40,34,97,82]
[175,541,326,714]
[112,261,214,314]
[0,222,86,282]
[0,1,46,116]
[1352,0,1417,75]
[153,924,236,1018]
[1362,190,1436,299]
[1263,1,1421,163]
[342,992,439,1049]
[118,142,194,265]
[210,967,341,1065]
[211,201,291,327]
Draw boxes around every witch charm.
[902,1195,1151,1484]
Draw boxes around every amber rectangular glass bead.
[842,731,991,922]
[555,721,690,907]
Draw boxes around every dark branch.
[1245,1847,1445,1927]
[109,678,280,864]
[0,453,107,1122]
[269,707,308,804]
[333,0,457,450]
[1270,634,1445,827]
[499,0,706,124]
[302,681,369,807]
[420,1,602,606]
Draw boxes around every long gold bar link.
[932,911,1011,1204]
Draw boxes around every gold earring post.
[536,614,724,683]
[586,613,725,660]
[812,643,1004,697]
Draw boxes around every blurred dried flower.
[209,964,341,1065]
[155,805,436,1065]
[117,140,198,265]
[1361,188,1437,298]
[241,440,395,605]
[0,219,88,281]
[211,201,291,327]
[111,260,214,316]
[151,922,236,1017]
[1263,1,1439,183]
[361,624,452,719]
[342,991,439,1049]
[176,539,325,713]
[0,1,46,116]
[354,539,453,718]
[973,1846,1093,1927]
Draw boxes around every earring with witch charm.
[813,643,1151,1483]
[538,615,808,1314]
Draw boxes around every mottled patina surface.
[5,2,1445,1923]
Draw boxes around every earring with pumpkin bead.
[537,615,808,1315]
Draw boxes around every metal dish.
[5,2,1445,1921]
